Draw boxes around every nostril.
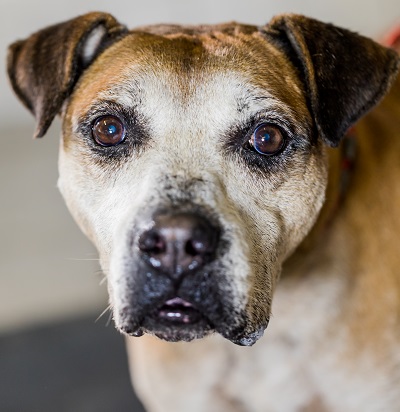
[138,231,166,255]
[185,239,197,256]
[185,238,208,256]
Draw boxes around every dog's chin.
[142,316,213,343]
[117,297,267,346]
[118,297,214,342]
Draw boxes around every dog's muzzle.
[118,211,222,340]
[137,211,219,328]
[115,210,266,346]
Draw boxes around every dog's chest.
[219,273,400,412]
[215,273,345,412]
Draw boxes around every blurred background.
[0,0,399,411]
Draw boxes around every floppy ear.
[262,14,400,146]
[7,12,127,138]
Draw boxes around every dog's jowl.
[8,12,400,412]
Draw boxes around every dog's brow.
[237,95,274,113]
[238,98,310,137]
[96,82,143,108]
[80,100,137,120]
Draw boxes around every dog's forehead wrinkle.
[132,22,257,37]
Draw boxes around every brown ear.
[7,12,127,138]
[262,14,400,146]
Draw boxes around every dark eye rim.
[246,122,287,157]
[91,114,126,147]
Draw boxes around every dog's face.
[59,27,327,344]
[8,13,399,345]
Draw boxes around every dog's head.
[8,12,399,345]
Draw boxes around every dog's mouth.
[118,294,267,346]
[156,297,204,325]
[115,260,266,345]
[120,296,214,342]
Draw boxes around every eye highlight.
[92,115,126,146]
[249,123,285,156]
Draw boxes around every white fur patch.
[81,25,107,67]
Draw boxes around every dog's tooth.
[166,311,182,319]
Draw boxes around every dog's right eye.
[248,123,286,156]
[92,115,126,146]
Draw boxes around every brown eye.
[249,123,285,155]
[92,115,126,146]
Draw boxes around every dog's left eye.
[249,123,285,156]
[92,115,126,146]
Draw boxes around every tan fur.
[337,74,400,351]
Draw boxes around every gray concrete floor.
[0,315,145,412]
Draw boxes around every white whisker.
[95,304,112,323]
[105,310,113,327]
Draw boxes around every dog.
[7,12,400,411]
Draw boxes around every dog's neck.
[282,71,400,336]
[282,130,358,272]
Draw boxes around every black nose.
[138,212,219,280]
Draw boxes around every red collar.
[383,25,400,49]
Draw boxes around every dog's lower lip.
[156,297,202,324]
